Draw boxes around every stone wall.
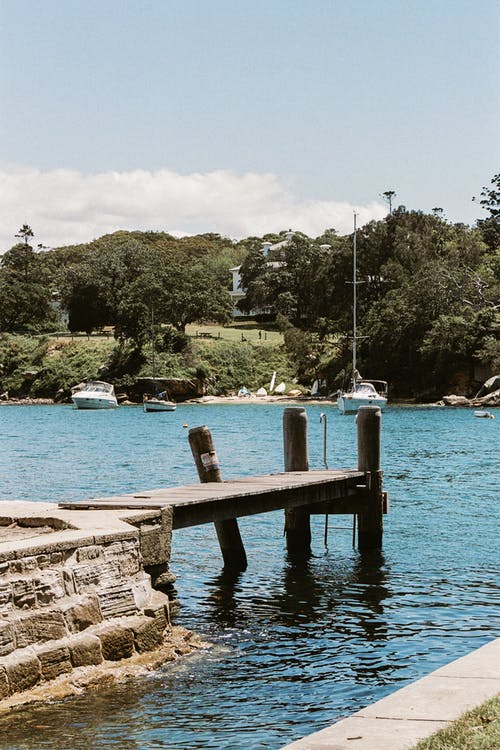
[0,502,195,708]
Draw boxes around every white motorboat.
[337,213,388,415]
[71,381,118,410]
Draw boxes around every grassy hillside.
[0,325,297,400]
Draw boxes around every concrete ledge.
[280,638,500,750]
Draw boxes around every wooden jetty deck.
[58,469,372,528]
[59,406,387,568]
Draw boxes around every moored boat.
[337,213,388,415]
[337,378,388,415]
[143,308,176,413]
[474,410,494,419]
[71,381,118,410]
[143,394,176,412]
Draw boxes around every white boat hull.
[143,399,176,412]
[337,394,387,415]
[72,396,117,409]
[71,381,118,409]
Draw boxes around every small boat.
[474,410,494,419]
[71,381,118,410]
[143,393,176,413]
[143,308,176,413]
[337,213,388,415]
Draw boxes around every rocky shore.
[1,389,498,409]
[438,388,500,409]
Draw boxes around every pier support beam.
[356,406,383,550]
[188,426,247,571]
[283,407,311,559]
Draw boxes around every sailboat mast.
[151,307,155,383]
[352,212,357,379]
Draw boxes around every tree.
[0,232,57,332]
[15,224,34,245]
[362,211,498,395]
[381,190,397,215]
[238,235,344,331]
[474,174,500,252]
[473,174,500,218]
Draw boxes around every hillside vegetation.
[1,176,498,400]
[0,329,296,400]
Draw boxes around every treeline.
[0,229,248,341]
[0,175,498,398]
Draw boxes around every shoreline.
[0,395,495,408]
[0,627,208,718]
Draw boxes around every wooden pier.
[59,406,387,569]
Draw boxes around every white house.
[229,231,294,318]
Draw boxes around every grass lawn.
[185,322,283,345]
[49,323,284,346]
[411,695,499,749]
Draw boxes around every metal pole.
[352,212,357,379]
[319,413,328,469]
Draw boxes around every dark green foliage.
[0,243,58,333]
[161,325,189,353]
[0,335,115,397]
[56,232,234,343]
[474,174,500,252]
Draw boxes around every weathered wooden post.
[188,425,247,570]
[356,405,383,550]
[283,407,311,558]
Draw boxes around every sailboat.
[337,214,388,415]
[143,310,176,413]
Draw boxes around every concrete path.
[280,637,500,750]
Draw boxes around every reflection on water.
[0,405,498,749]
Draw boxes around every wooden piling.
[188,426,247,570]
[283,407,311,558]
[356,406,383,550]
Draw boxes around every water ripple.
[0,404,498,749]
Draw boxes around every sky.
[0,0,499,251]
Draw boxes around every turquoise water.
[0,403,499,749]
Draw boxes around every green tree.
[362,211,498,395]
[0,236,56,332]
[238,235,345,330]
[15,224,34,246]
[474,174,500,252]
[381,190,397,215]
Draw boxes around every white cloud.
[0,164,387,251]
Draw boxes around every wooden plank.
[58,470,368,527]
[172,480,362,529]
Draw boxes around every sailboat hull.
[143,398,176,412]
[337,393,387,415]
